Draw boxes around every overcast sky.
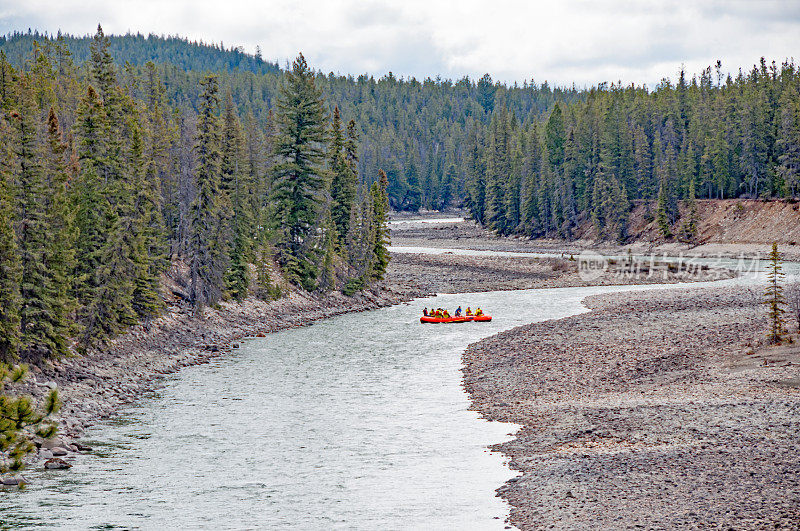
[1,0,799,87]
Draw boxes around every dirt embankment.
[463,285,800,529]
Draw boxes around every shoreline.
[390,215,800,262]
[463,283,800,529]
[9,281,431,463]
[8,217,739,474]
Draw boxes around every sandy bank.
[463,284,800,529]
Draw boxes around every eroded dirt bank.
[464,284,800,529]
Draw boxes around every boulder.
[44,458,72,470]
[1,475,28,486]
[39,449,53,459]
[50,447,68,457]
[73,441,93,451]
[41,437,69,450]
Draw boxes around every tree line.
[0,26,389,363]
[466,60,800,241]
[0,31,583,213]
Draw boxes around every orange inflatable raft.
[419,315,492,323]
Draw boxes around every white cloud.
[1,0,798,86]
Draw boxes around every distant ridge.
[0,30,280,74]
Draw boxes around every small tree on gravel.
[0,363,60,473]
[764,242,787,344]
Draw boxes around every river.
[0,273,788,529]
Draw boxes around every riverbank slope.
[391,200,800,261]
[463,284,800,529]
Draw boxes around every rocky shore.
[5,282,428,472]
[389,251,730,293]
[463,284,800,529]
[391,214,800,262]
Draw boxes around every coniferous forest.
[1,27,800,361]
[0,27,391,363]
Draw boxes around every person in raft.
[423,308,429,317]
[475,307,483,317]
[455,306,462,317]
[442,309,451,318]
[465,307,473,316]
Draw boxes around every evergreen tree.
[369,169,391,281]
[190,74,228,309]
[0,363,60,473]
[656,180,672,239]
[329,107,357,244]
[0,116,20,362]
[271,54,328,290]
[764,242,787,344]
[11,82,72,358]
[221,91,250,301]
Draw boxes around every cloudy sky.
[1,0,799,87]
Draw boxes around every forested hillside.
[0,30,582,211]
[466,61,800,242]
[0,26,390,363]
[0,30,280,74]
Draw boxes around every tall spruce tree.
[271,53,328,290]
[0,116,20,362]
[190,74,228,309]
[12,82,72,358]
[329,107,357,245]
[369,169,391,281]
[221,91,250,301]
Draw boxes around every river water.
[9,218,800,530]
[1,280,741,530]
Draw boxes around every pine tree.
[369,169,391,281]
[11,82,72,359]
[656,180,672,239]
[329,107,357,244]
[679,174,699,244]
[271,54,328,291]
[0,363,60,473]
[0,116,21,362]
[318,205,338,292]
[190,74,228,309]
[42,108,77,342]
[129,119,164,320]
[764,242,787,344]
[221,91,250,301]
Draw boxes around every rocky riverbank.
[388,251,730,293]
[6,282,429,471]
[390,213,800,262]
[463,284,800,529]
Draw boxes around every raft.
[419,315,492,323]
